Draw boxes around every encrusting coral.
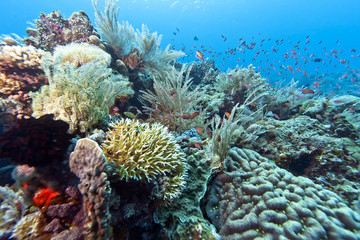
[70,138,113,240]
[101,118,186,203]
[206,147,360,239]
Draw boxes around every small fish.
[312,58,323,62]
[181,111,200,120]
[287,65,295,74]
[224,112,231,118]
[194,36,199,41]
[316,114,323,120]
[170,90,176,95]
[205,127,212,138]
[196,127,202,135]
[273,113,280,120]
[195,51,205,61]
[333,100,345,103]
[314,81,320,87]
[297,88,315,94]
[123,112,137,119]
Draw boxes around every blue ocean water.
[2,0,360,94]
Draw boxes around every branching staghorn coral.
[140,64,205,131]
[31,60,134,134]
[101,118,186,203]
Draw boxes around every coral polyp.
[102,119,186,202]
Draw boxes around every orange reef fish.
[181,111,200,120]
[195,51,204,61]
[297,88,315,94]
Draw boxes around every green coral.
[31,61,134,134]
[101,118,186,203]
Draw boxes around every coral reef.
[0,45,48,117]
[11,212,40,240]
[102,118,186,203]
[0,186,25,239]
[0,114,73,166]
[51,43,111,68]
[140,64,204,131]
[92,0,184,78]
[23,10,100,52]
[70,138,113,240]
[0,45,45,71]
[31,60,134,134]
[240,114,360,208]
[206,147,360,239]
[154,151,219,239]
[215,64,267,95]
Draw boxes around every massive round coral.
[102,119,186,202]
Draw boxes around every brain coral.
[206,147,360,240]
[102,118,186,202]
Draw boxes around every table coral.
[206,147,360,239]
[70,138,113,240]
[102,118,186,203]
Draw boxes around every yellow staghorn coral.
[102,119,186,202]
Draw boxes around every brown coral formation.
[70,138,113,240]
[23,10,101,52]
[0,45,45,70]
[0,45,48,118]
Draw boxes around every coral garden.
[0,0,360,239]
